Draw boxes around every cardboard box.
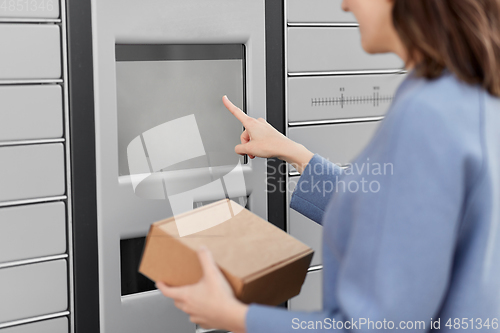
[139,199,314,305]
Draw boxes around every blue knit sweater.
[246,71,500,332]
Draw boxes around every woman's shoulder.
[385,71,486,144]
[366,71,486,187]
[392,71,482,121]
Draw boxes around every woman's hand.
[223,96,314,174]
[156,247,248,333]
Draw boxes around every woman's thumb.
[198,246,217,277]
[235,143,250,156]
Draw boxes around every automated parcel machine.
[89,1,268,332]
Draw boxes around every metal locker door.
[0,25,61,80]
[287,28,404,73]
[0,260,68,323]
[0,0,60,19]
[0,85,63,142]
[289,270,323,312]
[0,202,66,263]
[288,122,381,166]
[287,0,356,24]
[288,177,323,266]
[0,144,65,203]
[288,74,406,123]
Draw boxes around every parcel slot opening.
[120,237,156,296]
[120,197,249,296]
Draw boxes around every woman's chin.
[361,43,378,55]
[361,40,389,55]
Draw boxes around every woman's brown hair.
[392,0,500,96]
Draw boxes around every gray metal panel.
[120,291,193,333]
[288,177,323,266]
[288,74,406,122]
[0,0,60,19]
[287,0,355,23]
[289,270,322,311]
[289,122,380,165]
[91,0,268,332]
[0,202,66,263]
[0,25,61,80]
[287,28,404,73]
[0,260,67,323]
[290,210,323,265]
[0,85,63,142]
[0,144,65,202]
[0,317,68,333]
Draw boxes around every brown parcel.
[139,199,314,306]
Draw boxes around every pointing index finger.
[223,96,249,125]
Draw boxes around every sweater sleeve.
[289,154,343,225]
[246,304,346,332]
[245,91,470,332]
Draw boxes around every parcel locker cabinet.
[0,85,63,142]
[288,74,406,123]
[0,0,60,18]
[0,202,66,263]
[0,25,61,80]
[0,317,68,333]
[288,121,381,166]
[0,260,67,323]
[287,0,355,23]
[287,28,404,73]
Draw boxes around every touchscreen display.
[116,44,246,177]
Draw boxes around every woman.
[157,0,500,331]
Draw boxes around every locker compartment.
[288,74,406,123]
[0,317,68,333]
[0,25,61,80]
[289,176,323,266]
[287,0,355,23]
[0,260,67,323]
[0,202,66,264]
[288,121,381,166]
[0,144,65,203]
[0,85,63,142]
[287,28,404,73]
[120,291,193,333]
[289,269,322,311]
[290,209,323,266]
[120,237,156,296]
[0,0,60,19]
